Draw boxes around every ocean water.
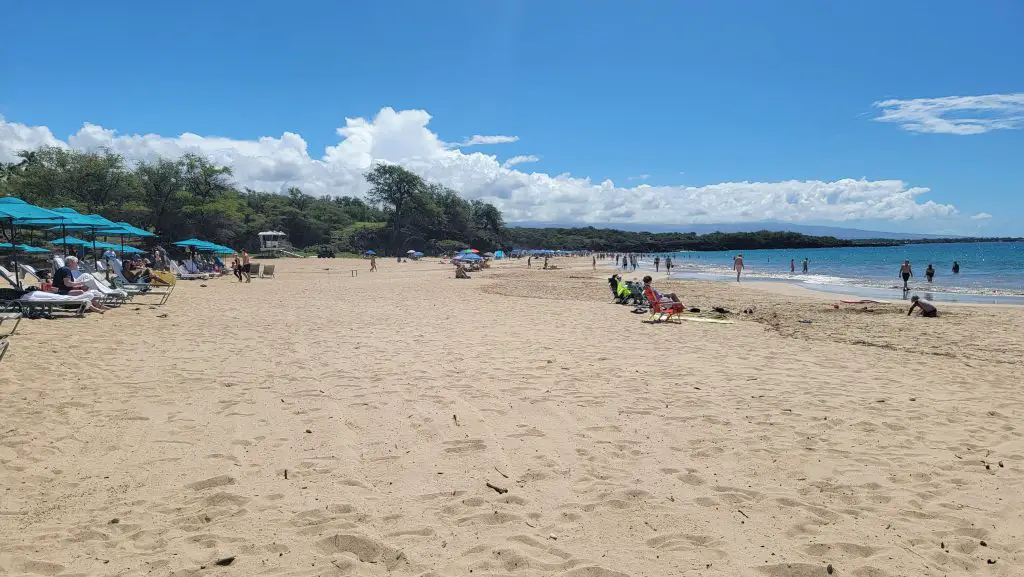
[644,241,1024,302]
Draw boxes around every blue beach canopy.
[456,252,482,261]
[365,250,376,255]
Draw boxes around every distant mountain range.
[506,221,957,241]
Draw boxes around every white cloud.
[0,115,66,161]
[502,154,540,168]
[873,93,1024,135]
[457,134,519,147]
[627,174,650,181]
[971,212,993,220]
[0,107,965,226]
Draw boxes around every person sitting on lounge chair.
[51,256,109,313]
[122,261,152,283]
[642,275,681,303]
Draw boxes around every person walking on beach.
[790,258,795,274]
[952,261,960,274]
[665,256,672,274]
[802,258,809,273]
[232,254,243,282]
[241,250,252,283]
[654,256,660,272]
[925,264,935,283]
[734,254,744,282]
[592,255,596,270]
[908,295,938,317]
[898,260,913,291]
[527,256,532,268]
[623,256,629,271]
[369,254,377,272]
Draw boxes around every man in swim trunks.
[734,254,744,282]
[898,260,913,291]
[908,295,937,317]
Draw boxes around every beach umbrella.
[46,209,124,263]
[0,198,65,288]
[119,246,145,254]
[483,252,496,257]
[0,242,50,253]
[457,253,482,261]
[406,249,417,254]
[365,250,376,255]
[50,235,91,247]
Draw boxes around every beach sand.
[2,257,1022,576]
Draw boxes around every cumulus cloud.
[457,134,519,147]
[0,107,964,226]
[971,212,993,220]
[873,93,1024,135]
[502,155,540,168]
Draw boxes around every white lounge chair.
[260,264,275,278]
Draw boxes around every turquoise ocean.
[646,241,1023,304]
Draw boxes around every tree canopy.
[1,145,873,254]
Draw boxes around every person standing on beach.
[665,256,672,274]
[952,261,960,274]
[898,260,913,291]
[241,250,252,283]
[734,254,744,282]
[790,259,795,274]
[654,256,660,272]
[527,256,532,268]
[802,258,808,273]
[370,254,377,272]
[232,254,243,282]
[925,264,935,283]
[592,255,596,270]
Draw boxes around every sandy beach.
[2,256,1022,577]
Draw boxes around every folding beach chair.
[260,264,275,278]
[643,286,684,323]
[249,263,261,278]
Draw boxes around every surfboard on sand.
[677,317,735,324]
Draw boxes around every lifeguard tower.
[257,231,302,256]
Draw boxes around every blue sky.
[2,0,1022,235]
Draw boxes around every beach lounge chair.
[0,301,22,336]
[0,266,21,288]
[110,259,175,305]
[15,291,91,317]
[174,262,208,280]
[249,263,261,278]
[260,264,275,278]
[0,336,8,362]
[643,286,684,323]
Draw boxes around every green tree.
[364,164,425,255]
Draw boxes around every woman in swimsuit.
[898,260,913,291]
[925,264,935,283]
